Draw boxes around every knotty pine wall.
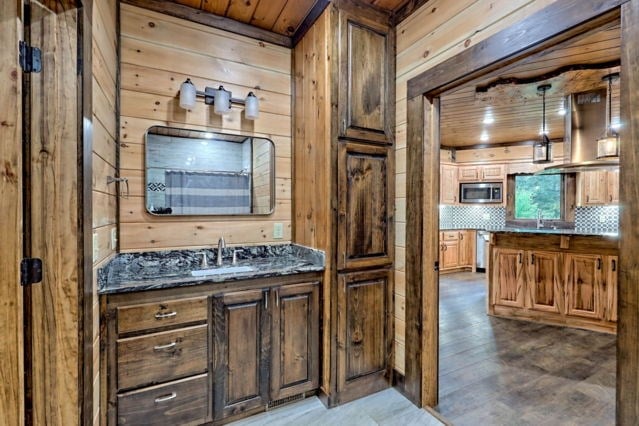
[393,0,559,374]
[92,0,118,424]
[119,4,292,251]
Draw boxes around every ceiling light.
[533,84,553,164]
[178,78,260,120]
[597,72,620,159]
[480,131,489,142]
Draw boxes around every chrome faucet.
[537,209,544,229]
[217,237,226,266]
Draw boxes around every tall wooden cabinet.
[293,0,395,406]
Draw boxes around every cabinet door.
[604,256,618,322]
[458,231,472,267]
[440,165,458,204]
[526,251,562,313]
[491,248,525,308]
[338,11,393,143]
[481,164,505,181]
[271,282,320,401]
[458,166,480,182]
[212,289,269,421]
[441,240,459,270]
[564,254,603,319]
[607,170,619,204]
[337,270,392,401]
[579,171,607,205]
[338,142,391,270]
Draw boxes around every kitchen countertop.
[440,227,618,238]
[98,243,325,295]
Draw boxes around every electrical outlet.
[273,223,284,239]
[599,214,607,223]
[482,213,491,221]
[93,233,99,260]
[111,228,118,250]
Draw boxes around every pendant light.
[533,84,553,164]
[596,72,620,158]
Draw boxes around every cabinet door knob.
[518,253,522,264]
[612,259,617,272]
[531,254,535,265]
[597,258,602,270]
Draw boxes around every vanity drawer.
[117,374,209,426]
[117,296,207,334]
[117,324,208,390]
[442,231,459,241]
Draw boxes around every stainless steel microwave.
[460,182,503,203]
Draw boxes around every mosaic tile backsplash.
[439,204,619,233]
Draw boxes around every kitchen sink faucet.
[217,237,226,266]
[537,209,544,229]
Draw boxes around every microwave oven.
[460,182,503,204]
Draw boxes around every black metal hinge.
[19,41,42,73]
[20,258,43,286]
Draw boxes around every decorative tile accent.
[147,182,166,192]
[575,205,619,233]
[439,205,506,230]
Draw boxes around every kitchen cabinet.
[338,142,391,270]
[458,230,473,267]
[337,5,394,143]
[293,1,394,406]
[578,170,619,205]
[439,230,474,273]
[337,269,392,403]
[458,164,505,182]
[488,232,618,333]
[440,164,458,204]
[104,273,322,425]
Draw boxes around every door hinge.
[20,258,43,286]
[19,41,42,73]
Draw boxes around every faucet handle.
[195,251,208,268]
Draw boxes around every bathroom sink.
[191,265,254,277]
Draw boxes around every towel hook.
[107,176,130,199]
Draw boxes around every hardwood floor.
[230,388,444,425]
[437,272,616,425]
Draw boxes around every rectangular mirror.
[145,126,275,216]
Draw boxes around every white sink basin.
[191,265,254,277]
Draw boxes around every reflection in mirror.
[145,126,275,216]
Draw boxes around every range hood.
[538,88,619,174]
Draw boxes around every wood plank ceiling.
[440,20,621,148]
[172,0,411,36]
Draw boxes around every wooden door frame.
[403,0,639,424]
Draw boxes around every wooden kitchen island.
[488,230,618,334]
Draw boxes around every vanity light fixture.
[596,72,620,159]
[179,78,260,120]
[532,84,553,164]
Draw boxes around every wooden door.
[441,240,459,270]
[440,165,458,204]
[0,2,24,424]
[604,256,618,322]
[270,281,320,401]
[458,166,480,182]
[607,170,619,204]
[337,269,392,402]
[480,164,505,181]
[564,254,603,319]
[527,251,562,313]
[579,171,607,205]
[491,248,525,308]
[338,8,393,143]
[212,289,269,421]
[338,142,391,270]
[458,231,471,267]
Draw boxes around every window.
[514,174,561,220]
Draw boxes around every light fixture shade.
[179,78,197,110]
[245,92,259,120]
[214,86,231,115]
[597,135,619,158]
[533,84,553,164]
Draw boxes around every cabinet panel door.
[481,165,505,181]
[213,289,269,421]
[441,241,459,270]
[271,282,320,400]
[337,270,392,401]
[458,166,479,182]
[491,248,525,308]
[338,142,391,270]
[607,170,619,204]
[338,12,392,143]
[527,251,562,313]
[440,165,458,204]
[580,171,607,205]
[565,254,603,319]
[459,231,472,267]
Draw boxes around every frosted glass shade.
[532,138,552,164]
[179,79,197,110]
[245,92,259,120]
[597,135,619,158]
[214,86,231,115]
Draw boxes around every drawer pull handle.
[154,392,177,403]
[153,342,177,351]
[154,311,177,320]
[612,259,617,272]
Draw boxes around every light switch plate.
[273,223,284,239]
[111,228,118,250]
[93,233,99,260]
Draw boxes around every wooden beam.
[441,137,564,151]
[292,0,331,47]
[617,1,639,424]
[407,0,627,99]
[121,0,293,48]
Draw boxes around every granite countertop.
[440,227,618,238]
[98,243,325,295]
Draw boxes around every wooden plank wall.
[393,0,559,374]
[119,4,293,251]
[92,0,118,424]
